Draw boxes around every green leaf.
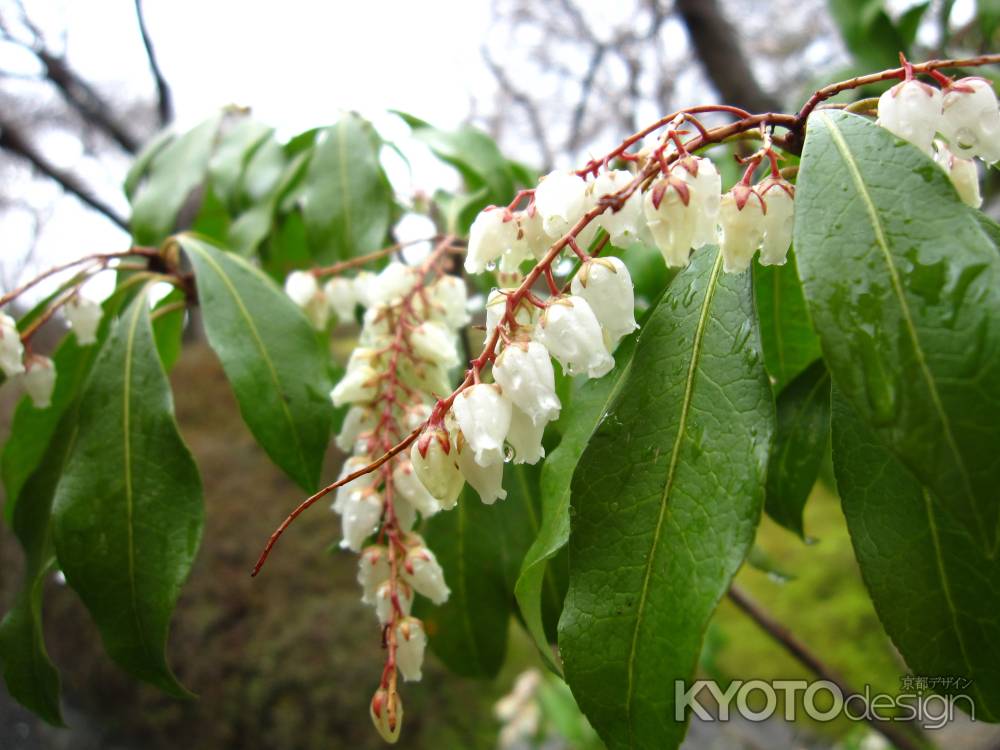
[417,465,542,678]
[151,289,187,372]
[828,0,908,70]
[124,129,174,200]
[515,332,640,673]
[832,388,1000,720]
[300,115,393,264]
[794,111,1000,553]
[559,247,773,750]
[752,248,822,393]
[51,291,203,696]
[207,117,273,211]
[179,235,332,490]
[0,409,78,726]
[764,360,831,538]
[130,114,223,245]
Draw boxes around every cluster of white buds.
[294,250,469,743]
[0,312,57,409]
[877,74,1000,208]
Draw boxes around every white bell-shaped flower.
[485,289,538,341]
[358,545,390,605]
[336,406,376,453]
[22,356,55,409]
[467,207,517,274]
[399,360,451,399]
[758,178,795,266]
[339,488,384,552]
[534,296,614,378]
[353,271,377,309]
[410,321,459,369]
[0,313,25,377]
[375,580,413,627]
[456,434,507,504]
[404,542,450,604]
[492,341,560,426]
[65,294,102,345]
[393,459,441,517]
[395,617,427,682]
[934,140,982,208]
[429,275,470,328]
[452,384,511,467]
[643,176,697,268]
[535,170,588,239]
[330,364,378,407]
[324,277,357,322]
[587,170,643,247]
[370,262,419,307]
[284,270,329,329]
[684,157,723,249]
[941,77,1000,163]
[515,209,550,261]
[332,454,376,513]
[507,406,545,464]
[719,187,766,273]
[394,493,417,532]
[358,306,391,346]
[410,427,464,510]
[570,257,638,349]
[877,79,943,155]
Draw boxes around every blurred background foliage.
[1,1,999,748]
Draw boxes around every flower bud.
[22,355,55,409]
[338,488,383,552]
[410,427,464,510]
[0,313,25,377]
[758,178,795,267]
[332,455,376,512]
[456,434,506,504]
[393,460,441,517]
[375,580,413,627]
[719,187,765,273]
[403,543,450,604]
[492,342,560,426]
[284,270,329,329]
[370,262,419,307]
[323,277,357,322]
[643,175,696,268]
[535,170,588,238]
[941,77,1000,163]
[395,617,427,682]
[570,257,638,349]
[877,79,943,155]
[358,545,390,605]
[534,296,613,378]
[934,140,982,208]
[330,365,377,407]
[65,294,102,345]
[467,207,517,274]
[452,384,511,467]
[410,321,459,369]
[335,406,376,453]
[429,275,470,328]
[507,406,545,465]
[370,687,403,744]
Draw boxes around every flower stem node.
[370,688,403,744]
[941,77,1000,163]
[534,296,614,378]
[876,79,943,155]
[0,313,25,377]
[719,187,766,274]
[21,355,56,409]
[570,257,639,349]
[65,293,103,345]
[492,341,561,426]
[395,617,428,682]
[410,426,464,510]
[452,384,512,467]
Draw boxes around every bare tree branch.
[134,0,173,126]
[0,119,129,230]
[482,48,555,171]
[674,0,782,113]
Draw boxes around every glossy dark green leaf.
[417,464,542,679]
[151,288,187,372]
[0,410,77,726]
[515,332,640,673]
[207,117,273,211]
[832,389,1000,720]
[764,360,831,538]
[794,111,1000,553]
[52,291,203,696]
[752,248,822,393]
[130,114,223,245]
[828,0,909,70]
[300,115,392,263]
[559,248,773,750]
[179,235,331,490]
[124,129,174,200]
[190,182,231,244]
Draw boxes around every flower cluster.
[287,247,467,742]
[877,74,1000,207]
